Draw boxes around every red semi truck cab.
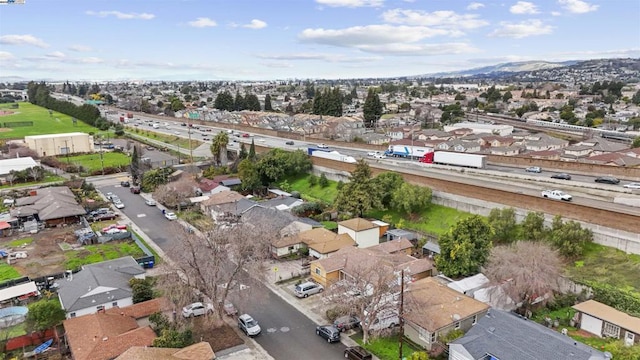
[419,152,434,163]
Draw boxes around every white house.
[0,157,39,176]
[57,256,145,319]
[337,218,380,248]
[444,122,513,137]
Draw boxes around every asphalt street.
[96,180,348,360]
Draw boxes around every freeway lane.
[95,180,348,360]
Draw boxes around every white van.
[363,308,399,332]
[152,123,160,129]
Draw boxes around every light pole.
[188,117,193,163]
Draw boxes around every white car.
[182,302,213,318]
[114,201,125,209]
[145,199,157,206]
[367,151,376,157]
[165,212,178,220]
[238,314,261,336]
[623,182,640,189]
[317,144,329,149]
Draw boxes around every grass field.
[0,173,65,190]
[0,102,99,139]
[126,128,203,149]
[351,333,420,360]
[285,174,339,204]
[64,242,145,270]
[566,242,640,293]
[0,262,22,282]
[367,204,472,236]
[5,237,34,248]
[65,152,131,172]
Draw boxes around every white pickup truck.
[541,189,572,201]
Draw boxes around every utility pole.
[398,269,405,360]
[100,150,104,175]
[188,119,193,163]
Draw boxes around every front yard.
[351,333,422,360]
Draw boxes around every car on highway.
[285,141,295,145]
[317,143,329,149]
[344,346,373,360]
[367,151,377,156]
[525,166,542,173]
[316,325,341,343]
[624,182,640,189]
[242,133,250,138]
[165,212,178,220]
[541,189,572,201]
[145,199,157,206]
[594,176,620,185]
[182,302,213,318]
[333,315,361,332]
[238,314,261,336]
[551,173,571,180]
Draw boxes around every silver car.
[182,302,213,318]
[238,314,261,336]
[294,281,324,298]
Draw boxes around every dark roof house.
[12,186,86,224]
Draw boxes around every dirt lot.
[0,226,82,279]
[191,317,245,352]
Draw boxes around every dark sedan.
[333,315,360,332]
[595,176,620,185]
[551,173,571,180]
[316,325,341,343]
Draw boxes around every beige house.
[299,227,356,259]
[337,218,380,248]
[573,300,640,345]
[25,132,94,157]
[403,277,490,351]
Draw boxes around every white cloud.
[256,53,381,63]
[300,25,458,48]
[68,45,92,52]
[466,2,485,10]
[0,51,16,61]
[315,0,384,8]
[85,10,155,20]
[489,19,553,38]
[510,1,539,14]
[243,19,268,29]
[0,34,49,48]
[381,9,489,31]
[261,62,294,68]
[558,0,598,14]
[551,11,562,16]
[188,17,217,28]
[356,42,479,56]
[78,57,104,64]
[46,51,66,59]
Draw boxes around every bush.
[546,293,578,311]
[440,329,464,344]
[319,173,329,188]
[292,202,323,217]
[308,175,318,186]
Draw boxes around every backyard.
[64,152,131,173]
[0,102,99,139]
[0,172,65,190]
[566,242,640,293]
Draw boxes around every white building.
[444,122,514,137]
[0,157,38,176]
[337,218,380,248]
[24,132,94,157]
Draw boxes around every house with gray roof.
[11,186,87,226]
[449,309,609,360]
[57,256,146,319]
[260,195,304,211]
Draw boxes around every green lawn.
[0,102,99,139]
[4,237,34,248]
[0,262,22,282]
[64,242,145,270]
[126,128,203,149]
[322,221,338,230]
[351,333,420,360]
[0,173,65,190]
[285,174,339,204]
[566,242,640,293]
[65,152,131,172]
[367,204,473,236]
[1,322,27,339]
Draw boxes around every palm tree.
[210,132,229,165]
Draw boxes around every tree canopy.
[391,182,432,215]
[435,215,493,278]
[334,160,382,217]
[363,88,383,127]
[26,299,66,332]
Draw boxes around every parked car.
[623,182,640,189]
[334,315,361,332]
[165,212,178,220]
[145,199,157,206]
[285,141,295,145]
[238,314,261,336]
[130,186,141,194]
[525,166,542,173]
[316,325,341,343]
[120,181,130,187]
[182,302,213,318]
[551,173,571,180]
[344,346,373,360]
[105,192,114,200]
[294,281,324,298]
[223,300,238,316]
[595,176,620,185]
[114,201,125,209]
[110,195,120,203]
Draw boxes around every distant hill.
[417,60,579,78]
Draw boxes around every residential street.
[96,180,349,360]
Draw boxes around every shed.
[422,240,441,256]
[386,229,417,242]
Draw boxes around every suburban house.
[11,186,87,227]
[105,297,172,328]
[63,308,157,360]
[115,342,215,360]
[200,191,259,223]
[310,243,433,288]
[197,178,230,195]
[57,256,146,318]
[403,277,490,351]
[298,227,356,259]
[449,309,608,360]
[241,206,314,257]
[337,218,380,248]
[573,300,640,345]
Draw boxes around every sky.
[0,0,639,81]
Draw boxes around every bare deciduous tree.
[28,166,44,181]
[483,241,562,313]
[153,176,198,210]
[7,145,39,159]
[162,221,276,320]
[325,254,412,344]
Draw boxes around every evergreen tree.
[214,91,234,111]
[249,139,256,160]
[234,91,246,111]
[363,88,382,127]
[264,94,273,111]
[245,94,261,111]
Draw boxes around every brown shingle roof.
[338,218,378,231]
[300,228,356,254]
[375,238,413,254]
[115,342,215,360]
[105,297,172,319]
[403,277,489,332]
[573,300,640,334]
[64,312,157,360]
[201,191,244,207]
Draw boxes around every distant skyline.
[0,0,638,81]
